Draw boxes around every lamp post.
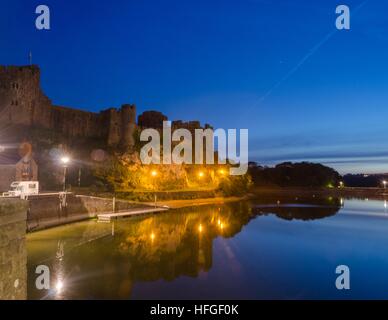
[151,170,158,207]
[383,180,387,190]
[61,156,70,192]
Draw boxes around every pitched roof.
[0,146,21,165]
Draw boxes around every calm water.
[26,195,388,299]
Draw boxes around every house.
[0,144,38,192]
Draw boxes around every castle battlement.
[0,64,40,74]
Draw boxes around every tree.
[249,162,342,188]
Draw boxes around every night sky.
[1,0,387,174]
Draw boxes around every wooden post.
[78,168,81,187]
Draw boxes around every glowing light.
[218,169,226,175]
[198,224,203,233]
[151,170,158,177]
[150,232,155,241]
[60,156,70,165]
[55,280,64,293]
[198,171,204,178]
[217,219,221,225]
[384,200,387,209]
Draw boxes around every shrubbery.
[249,161,342,188]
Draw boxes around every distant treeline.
[248,162,342,188]
[343,174,388,188]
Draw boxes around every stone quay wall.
[0,198,28,300]
[27,194,146,231]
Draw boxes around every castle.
[0,65,136,147]
[0,65,211,147]
[0,65,215,190]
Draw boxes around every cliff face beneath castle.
[0,65,136,148]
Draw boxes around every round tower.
[120,104,136,148]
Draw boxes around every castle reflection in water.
[26,196,341,299]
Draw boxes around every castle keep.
[0,65,136,147]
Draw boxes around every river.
[26,195,388,299]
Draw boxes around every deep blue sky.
[1,0,387,174]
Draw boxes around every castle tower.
[0,65,51,128]
[120,104,136,148]
[102,108,121,146]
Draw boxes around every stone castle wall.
[138,110,211,133]
[0,65,136,148]
[51,105,105,139]
[0,65,51,129]
[0,65,209,150]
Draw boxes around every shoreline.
[25,195,248,233]
[147,196,248,209]
[22,187,388,233]
[252,187,388,200]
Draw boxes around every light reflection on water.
[26,195,388,299]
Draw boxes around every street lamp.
[383,180,387,189]
[150,169,158,207]
[218,169,226,176]
[61,156,70,192]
